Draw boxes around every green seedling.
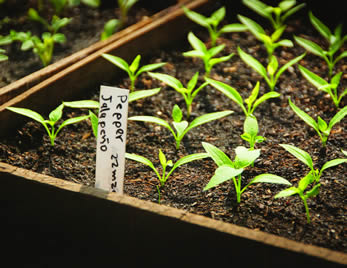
[238,46,305,91]
[275,172,319,224]
[148,71,208,118]
[125,149,208,203]
[6,104,90,146]
[100,19,121,40]
[182,6,247,47]
[298,65,346,109]
[10,30,67,66]
[242,0,305,30]
[241,115,265,150]
[182,32,234,77]
[279,143,347,183]
[288,98,347,147]
[202,142,291,203]
[63,88,161,137]
[294,12,347,77]
[238,14,293,60]
[102,53,166,91]
[205,78,280,116]
[0,48,7,61]
[129,104,233,150]
[118,0,138,27]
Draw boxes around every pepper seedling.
[102,53,166,91]
[182,32,234,77]
[279,143,347,183]
[128,104,233,150]
[238,14,293,60]
[0,34,12,61]
[100,19,121,40]
[202,142,291,203]
[288,98,347,147]
[298,65,346,109]
[148,71,208,118]
[294,11,347,77]
[205,78,280,116]
[125,149,208,203]
[182,6,247,47]
[241,115,265,150]
[6,104,91,146]
[242,0,305,31]
[275,172,319,224]
[117,0,138,28]
[238,46,305,91]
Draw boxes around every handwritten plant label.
[95,85,129,193]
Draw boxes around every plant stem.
[301,195,311,223]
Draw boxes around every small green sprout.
[102,53,166,91]
[182,6,247,47]
[148,71,208,118]
[294,11,347,77]
[10,14,70,66]
[118,0,138,28]
[238,14,293,60]
[279,144,347,183]
[241,115,265,150]
[0,48,7,61]
[100,19,121,41]
[238,46,305,91]
[63,88,161,138]
[205,78,280,116]
[182,32,234,77]
[125,149,208,203]
[242,0,305,30]
[0,34,12,61]
[202,142,291,203]
[288,98,347,147]
[298,65,346,109]
[275,172,319,224]
[6,104,91,146]
[128,104,233,150]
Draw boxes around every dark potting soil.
[0,1,346,253]
[0,0,172,88]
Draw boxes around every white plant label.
[95,85,129,193]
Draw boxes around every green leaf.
[280,144,314,170]
[243,115,258,137]
[208,44,225,58]
[182,6,209,28]
[185,110,233,135]
[136,62,166,76]
[320,158,347,174]
[238,47,268,82]
[238,15,265,40]
[89,110,98,137]
[317,116,328,132]
[248,174,291,186]
[6,106,45,123]
[298,172,315,192]
[57,114,89,133]
[173,121,188,139]
[52,33,66,43]
[168,153,209,178]
[63,100,99,109]
[209,54,234,67]
[242,0,271,19]
[128,115,173,134]
[102,53,129,72]
[172,104,183,122]
[81,0,100,8]
[187,32,207,53]
[148,72,183,91]
[251,91,280,114]
[245,82,260,108]
[205,77,246,114]
[298,65,327,90]
[220,23,248,33]
[187,72,199,90]
[158,149,167,167]
[234,146,260,168]
[281,3,305,22]
[309,11,331,41]
[202,142,234,167]
[101,19,120,40]
[328,105,347,130]
[267,55,278,76]
[288,97,319,133]
[274,186,299,198]
[275,53,306,83]
[128,88,160,102]
[211,7,225,25]
[49,104,64,122]
[129,55,141,74]
[294,36,325,58]
[125,152,159,178]
[306,183,320,198]
[203,165,244,191]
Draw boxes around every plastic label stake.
[95,85,129,193]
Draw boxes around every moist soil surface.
[0,0,173,87]
[1,1,346,253]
